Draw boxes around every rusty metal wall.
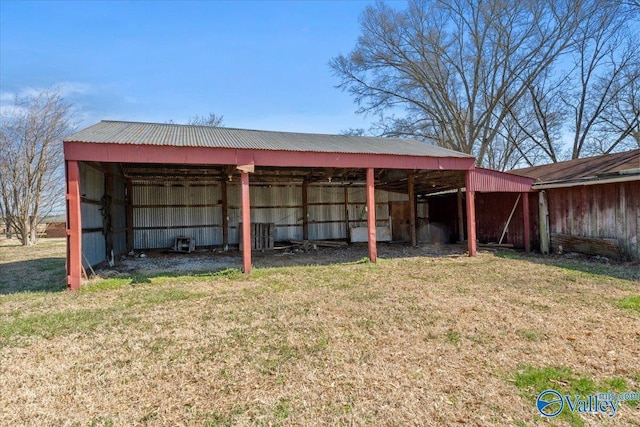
[546,181,639,260]
[426,191,539,248]
[468,168,534,192]
[474,192,539,249]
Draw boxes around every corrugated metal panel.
[81,203,103,229]
[132,182,223,249]
[475,192,538,249]
[309,185,344,204]
[82,232,105,267]
[514,149,640,182]
[131,181,407,246]
[112,231,127,256]
[347,187,366,204]
[468,168,534,192]
[251,184,302,206]
[134,227,221,250]
[387,191,409,202]
[80,163,104,200]
[309,222,346,240]
[65,120,473,158]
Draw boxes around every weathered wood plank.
[550,233,621,260]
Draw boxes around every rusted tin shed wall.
[424,191,539,248]
[468,168,534,192]
[474,192,539,249]
[546,181,639,260]
[79,163,106,267]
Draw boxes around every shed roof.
[513,149,640,185]
[64,120,472,159]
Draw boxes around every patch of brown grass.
[0,245,638,426]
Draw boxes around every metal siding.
[309,185,344,204]
[309,222,346,240]
[386,191,409,202]
[82,232,105,267]
[134,227,221,250]
[468,168,534,193]
[132,182,223,249]
[79,163,104,200]
[473,192,539,249]
[81,203,103,229]
[347,187,367,204]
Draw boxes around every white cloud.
[10,81,93,100]
[0,92,15,102]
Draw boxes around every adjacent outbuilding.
[515,149,640,261]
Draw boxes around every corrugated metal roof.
[512,149,640,183]
[64,120,473,158]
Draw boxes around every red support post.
[522,192,531,253]
[66,160,82,290]
[240,171,252,273]
[465,171,477,257]
[366,168,377,263]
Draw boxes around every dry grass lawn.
[0,238,639,426]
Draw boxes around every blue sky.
[0,0,379,134]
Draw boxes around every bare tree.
[167,112,225,127]
[563,1,640,158]
[331,0,582,168]
[509,0,640,160]
[0,88,75,245]
[187,113,224,127]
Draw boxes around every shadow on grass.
[0,257,67,295]
[82,268,244,292]
[496,251,640,282]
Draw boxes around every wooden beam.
[408,172,417,246]
[366,168,377,262]
[241,171,252,273]
[104,171,114,265]
[499,194,521,245]
[523,192,531,253]
[344,186,350,241]
[457,188,464,243]
[125,180,134,253]
[221,180,229,250]
[551,233,621,260]
[465,171,477,256]
[302,181,309,240]
[66,160,82,290]
[539,190,550,254]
